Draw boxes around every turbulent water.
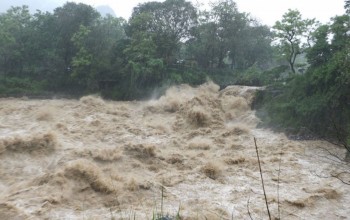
[0,82,349,219]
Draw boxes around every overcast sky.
[69,0,346,26]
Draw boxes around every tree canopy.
[273,9,318,73]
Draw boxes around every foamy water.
[0,82,349,219]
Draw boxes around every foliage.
[0,77,47,96]
[345,0,350,14]
[273,9,318,73]
[0,6,32,77]
[234,65,288,86]
[128,0,197,65]
[0,0,274,99]
[70,25,93,86]
[257,12,350,150]
[188,0,273,70]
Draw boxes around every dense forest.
[0,0,276,99]
[0,0,349,148]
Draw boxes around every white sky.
[71,0,346,26]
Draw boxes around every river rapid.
[0,82,349,219]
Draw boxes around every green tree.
[89,15,126,81]
[0,6,54,95]
[53,2,100,88]
[306,25,331,66]
[345,0,350,14]
[120,0,198,98]
[188,0,272,70]
[187,19,219,68]
[128,0,197,65]
[0,2,128,97]
[123,31,165,92]
[273,9,317,73]
[29,11,59,80]
[230,23,273,70]
[70,25,93,88]
[188,0,244,69]
[0,6,32,76]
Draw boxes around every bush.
[0,77,47,96]
[255,55,350,144]
[234,65,288,86]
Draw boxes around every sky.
[0,0,346,26]
[69,0,346,26]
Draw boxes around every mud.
[0,82,349,219]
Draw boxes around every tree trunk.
[288,41,297,74]
[289,60,295,74]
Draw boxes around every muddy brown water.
[0,82,349,219]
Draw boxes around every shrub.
[0,77,47,96]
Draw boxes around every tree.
[0,6,32,76]
[0,2,129,97]
[345,0,350,14]
[230,23,273,70]
[273,9,317,73]
[70,25,93,89]
[82,15,126,89]
[123,30,164,91]
[187,19,220,68]
[306,25,331,66]
[329,15,350,51]
[209,0,240,68]
[128,0,197,64]
[53,2,100,84]
[188,0,272,70]
[119,0,199,98]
